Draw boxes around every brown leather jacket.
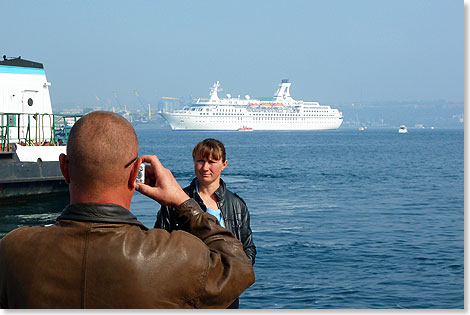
[0,199,255,309]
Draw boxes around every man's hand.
[135,155,189,207]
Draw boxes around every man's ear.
[128,157,141,190]
[59,153,70,184]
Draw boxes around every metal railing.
[0,113,82,152]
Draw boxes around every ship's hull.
[0,155,68,201]
[160,112,343,131]
[0,145,69,201]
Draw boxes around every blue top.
[195,179,225,228]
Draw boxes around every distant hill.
[339,100,463,129]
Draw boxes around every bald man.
[0,111,255,309]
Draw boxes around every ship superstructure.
[0,55,81,200]
[160,80,343,130]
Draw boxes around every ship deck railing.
[0,112,82,152]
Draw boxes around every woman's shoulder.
[183,178,198,197]
[224,187,247,207]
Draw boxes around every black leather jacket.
[156,178,256,265]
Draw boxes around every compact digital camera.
[136,163,145,183]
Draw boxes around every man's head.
[59,111,140,206]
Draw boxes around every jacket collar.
[57,203,147,230]
[188,177,226,208]
[214,179,226,202]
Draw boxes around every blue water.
[0,128,464,309]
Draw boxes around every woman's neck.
[197,178,220,196]
[196,178,220,207]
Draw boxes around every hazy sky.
[2,0,463,109]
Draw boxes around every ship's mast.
[209,81,221,102]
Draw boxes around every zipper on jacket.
[217,201,227,228]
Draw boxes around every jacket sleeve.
[0,240,6,308]
[240,203,257,265]
[174,198,255,308]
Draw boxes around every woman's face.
[194,154,227,186]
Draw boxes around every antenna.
[112,91,122,108]
[209,81,223,102]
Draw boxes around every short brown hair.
[192,138,226,162]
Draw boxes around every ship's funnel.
[274,79,292,102]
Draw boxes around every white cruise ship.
[160,80,343,130]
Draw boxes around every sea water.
[0,128,464,309]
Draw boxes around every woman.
[155,138,256,308]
